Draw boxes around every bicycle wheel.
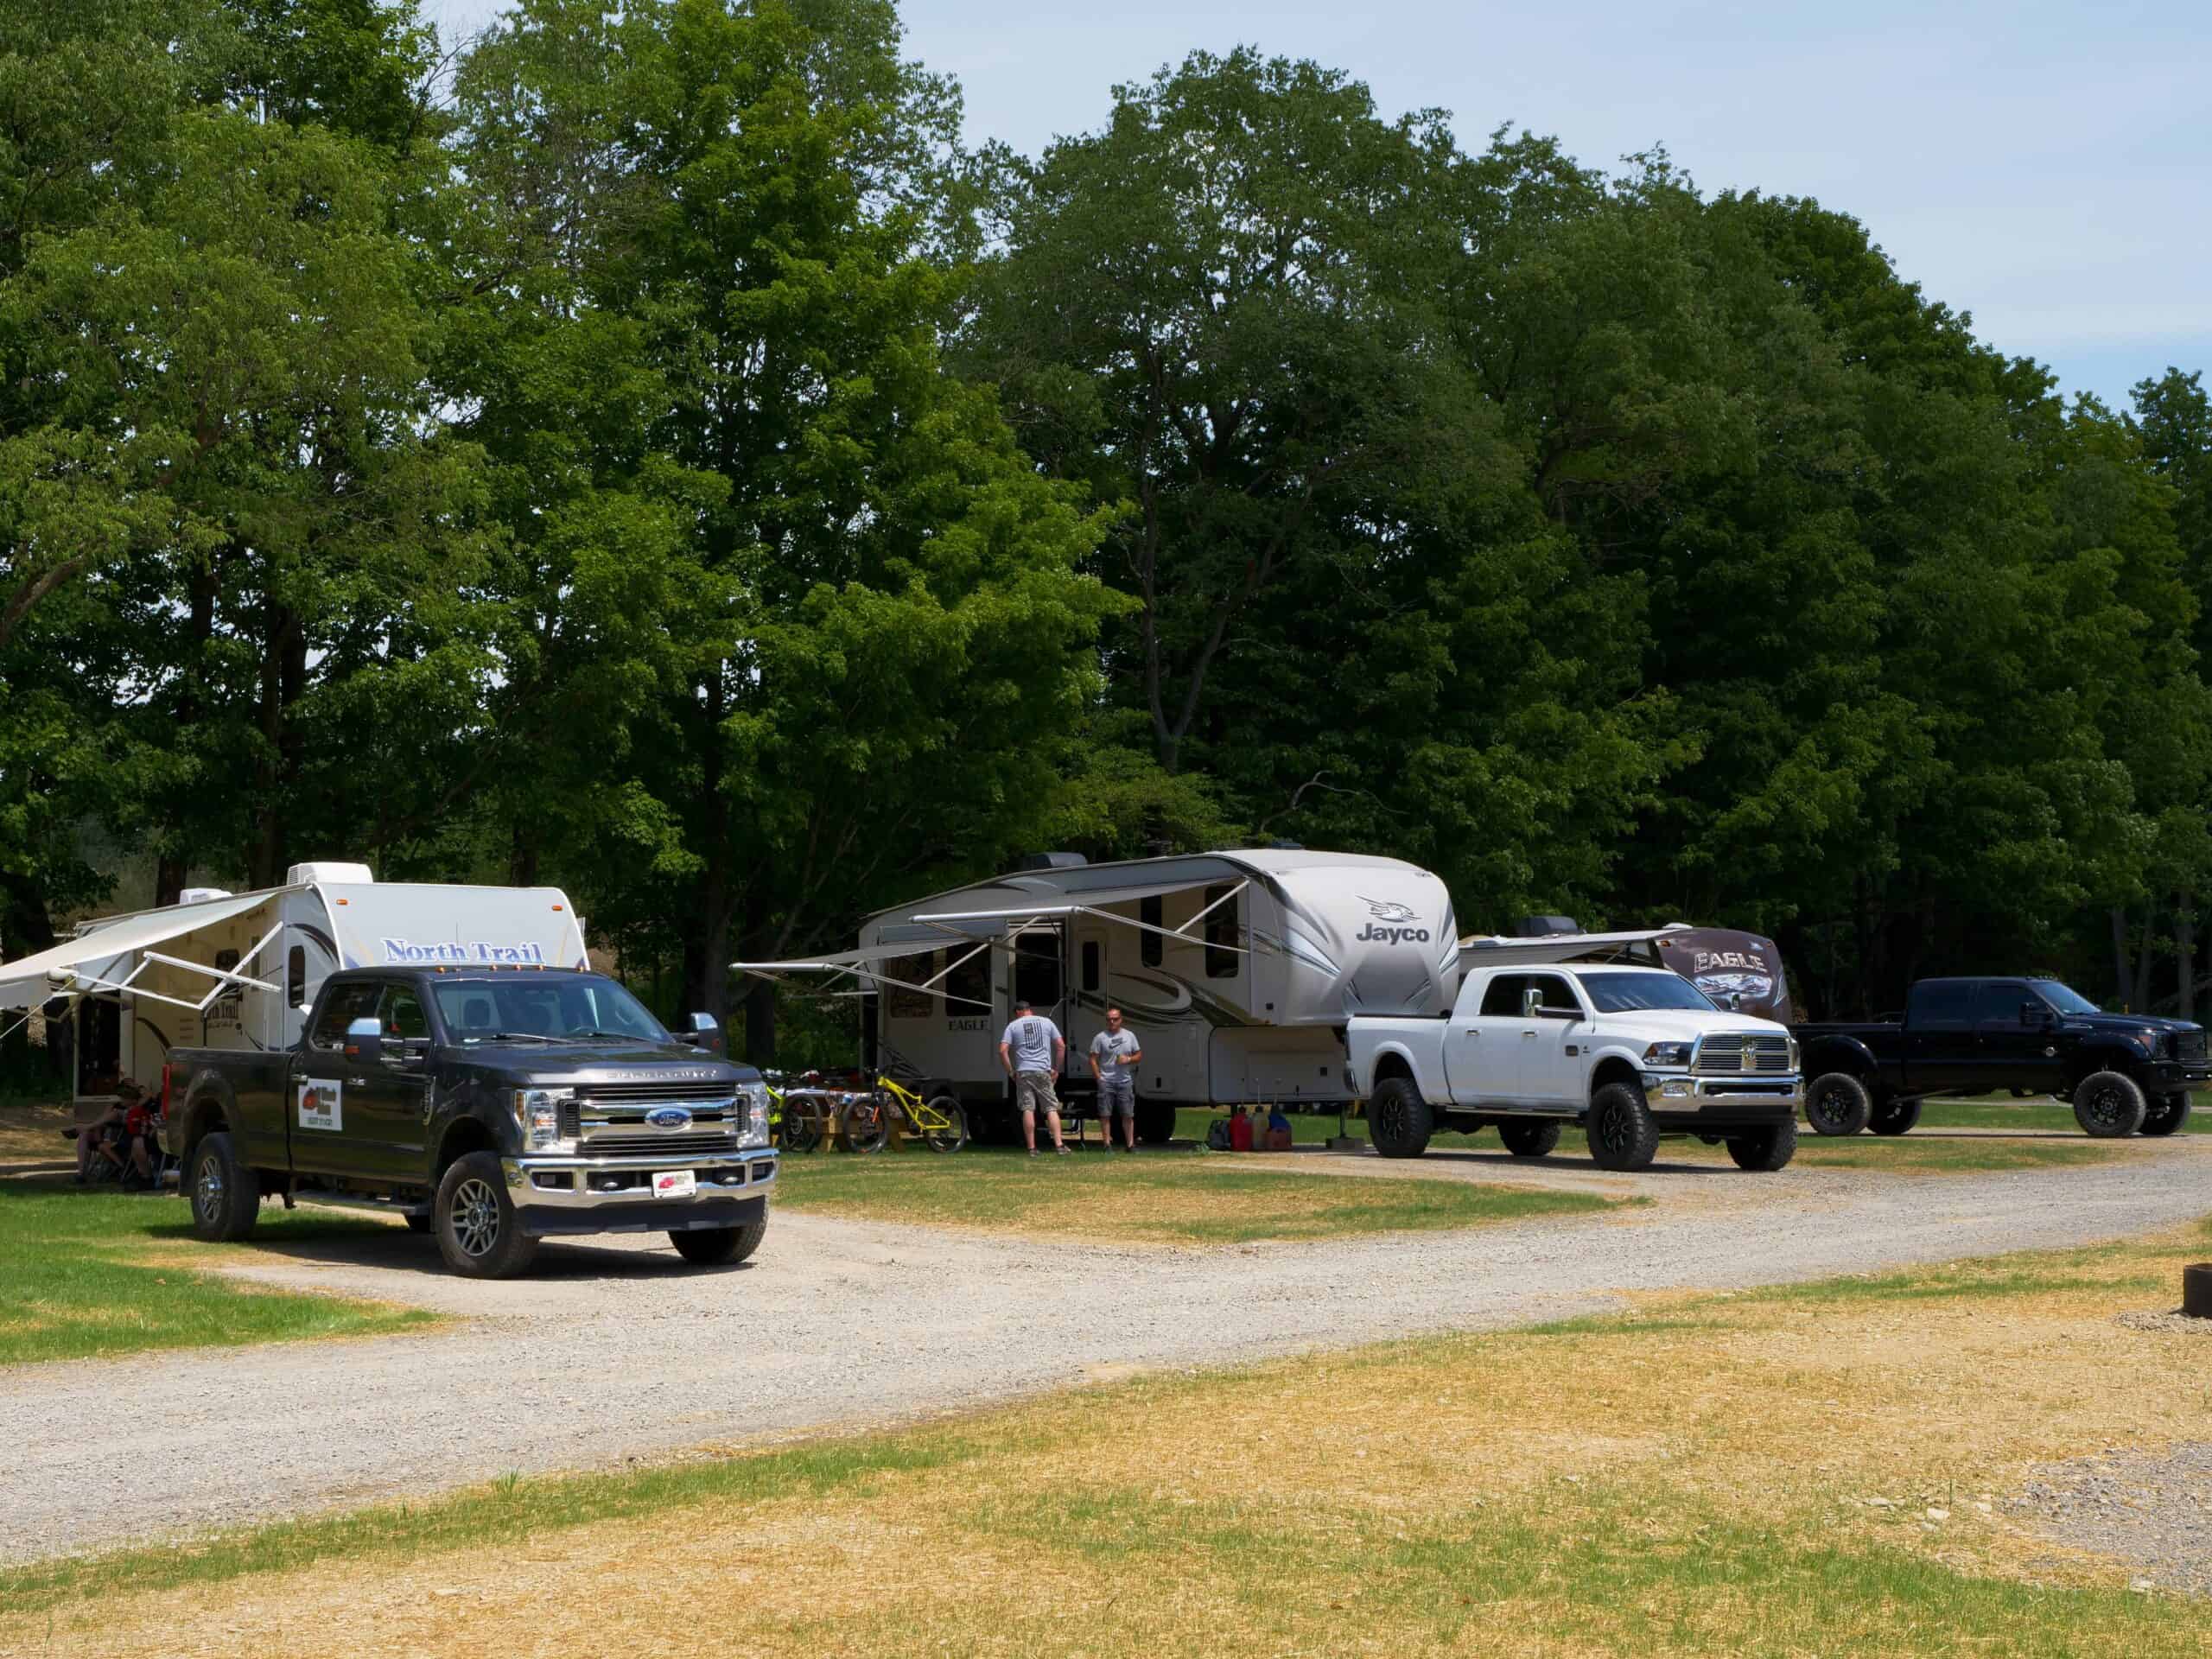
[841,1097,890,1154]
[920,1096,968,1154]
[783,1097,825,1154]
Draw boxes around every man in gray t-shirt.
[999,999,1069,1154]
[1088,1007,1143,1153]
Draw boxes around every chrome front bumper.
[1642,1070,1802,1112]
[502,1149,779,1210]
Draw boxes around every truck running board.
[284,1188,430,1221]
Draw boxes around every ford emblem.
[645,1106,692,1130]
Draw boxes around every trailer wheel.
[1868,1096,1922,1136]
[1804,1072,1872,1136]
[670,1220,766,1266]
[1368,1077,1433,1158]
[2140,1092,2193,1137]
[2072,1071,2146,1138]
[1586,1082,1658,1172]
[187,1131,260,1243]
[1135,1099,1177,1147]
[1726,1120,1797,1172]
[1497,1120,1560,1159]
[434,1151,539,1279]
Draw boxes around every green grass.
[772,1142,1611,1243]
[0,1180,439,1367]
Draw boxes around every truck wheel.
[2140,1092,2193,1137]
[187,1131,260,1243]
[1586,1083,1658,1172]
[2072,1071,2146,1137]
[1368,1077,1433,1158]
[669,1220,766,1266]
[1135,1099,1176,1146]
[1497,1120,1560,1159]
[1804,1073,1872,1136]
[434,1151,539,1279]
[1726,1120,1797,1171]
[1868,1096,1922,1135]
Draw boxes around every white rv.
[735,848,1458,1142]
[0,862,588,1109]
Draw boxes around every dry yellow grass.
[13,1220,2212,1658]
[0,1101,75,1165]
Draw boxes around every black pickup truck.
[162,966,776,1277]
[1794,976,2207,1139]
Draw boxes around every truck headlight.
[1643,1042,1693,1067]
[512,1089,572,1150]
[738,1082,772,1149]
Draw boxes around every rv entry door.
[1011,924,1070,1083]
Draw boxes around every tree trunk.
[739,886,774,1065]
[2177,894,2196,1022]
[2112,906,2133,1009]
[249,599,307,889]
[2134,907,2158,1014]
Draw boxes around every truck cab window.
[1478,975,1528,1017]
[380,986,429,1042]
[1525,974,1578,1018]
[1970,981,2030,1026]
[1910,982,1974,1028]
[1203,884,1239,979]
[310,983,382,1050]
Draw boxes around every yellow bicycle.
[840,1075,968,1154]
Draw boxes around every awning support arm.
[1171,879,1247,938]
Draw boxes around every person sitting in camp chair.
[72,1080,156,1188]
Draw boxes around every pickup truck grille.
[582,1131,742,1157]
[573,1082,737,1103]
[2177,1031,2207,1062]
[1694,1034,1793,1075]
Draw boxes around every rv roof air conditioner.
[286,861,375,887]
[1515,915,1580,938]
[1013,852,1089,873]
[178,887,233,904]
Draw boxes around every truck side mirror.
[678,1012,724,1054]
[1521,988,1542,1019]
[343,1015,384,1065]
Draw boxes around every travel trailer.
[0,863,588,1108]
[735,848,1459,1143]
[1459,921,1794,1023]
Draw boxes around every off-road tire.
[433,1151,539,1279]
[1726,1119,1797,1171]
[2140,1092,2193,1138]
[1135,1099,1177,1147]
[187,1131,260,1243]
[2072,1070,2146,1138]
[670,1220,766,1266]
[921,1096,969,1154]
[1497,1119,1560,1159]
[1868,1096,1923,1136]
[1586,1082,1659,1172]
[1804,1072,1873,1137]
[1368,1077,1433,1159]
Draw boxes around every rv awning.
[1457,925,1694,968]
[0,892,271,1010]
[912,876,1256,957]
[730,938,996,1008]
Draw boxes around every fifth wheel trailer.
[0,862,589,1112]
[735,848,1459,1143]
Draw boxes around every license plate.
[652,1170,696,1198]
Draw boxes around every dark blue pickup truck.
[1794,976,2207,1139]
[162,966,775,1277]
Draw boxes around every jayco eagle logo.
[1354,895,1431,945]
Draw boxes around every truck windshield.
[1579,972,1719,1014]
[2032,982,2101,1015]
[432,975,671,1046]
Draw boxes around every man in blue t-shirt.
[999,999,1069,1155]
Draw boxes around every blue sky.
[424,0,2210,410]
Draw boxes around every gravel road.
[5,1145,2210,1565]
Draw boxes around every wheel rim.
[2081,1083,2127,1131]
[1375,1091,1406,1142]
[1594,1103,1629,1155]
[1809,1084,1850,1131]
[451,1178,502,1257]
[195,1156,223,1217]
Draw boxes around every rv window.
[1014,930,1062,1010]
[379,985,429,1041]
[944,945,990,1014]
[287,944,307,1007]
[1140,896,1163,967]
[1478,975,1529,1018]
[310,982,383,1050]
[887,951,936,1020]
[1204,885,1239,979]
[1081,940,1100,993]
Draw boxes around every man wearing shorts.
[1000,999,1069,1155]
[1088,1007,1143,1152]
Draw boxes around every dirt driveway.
[5,1141,2209,1564]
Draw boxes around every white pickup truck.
[1344,962,1802,1171]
